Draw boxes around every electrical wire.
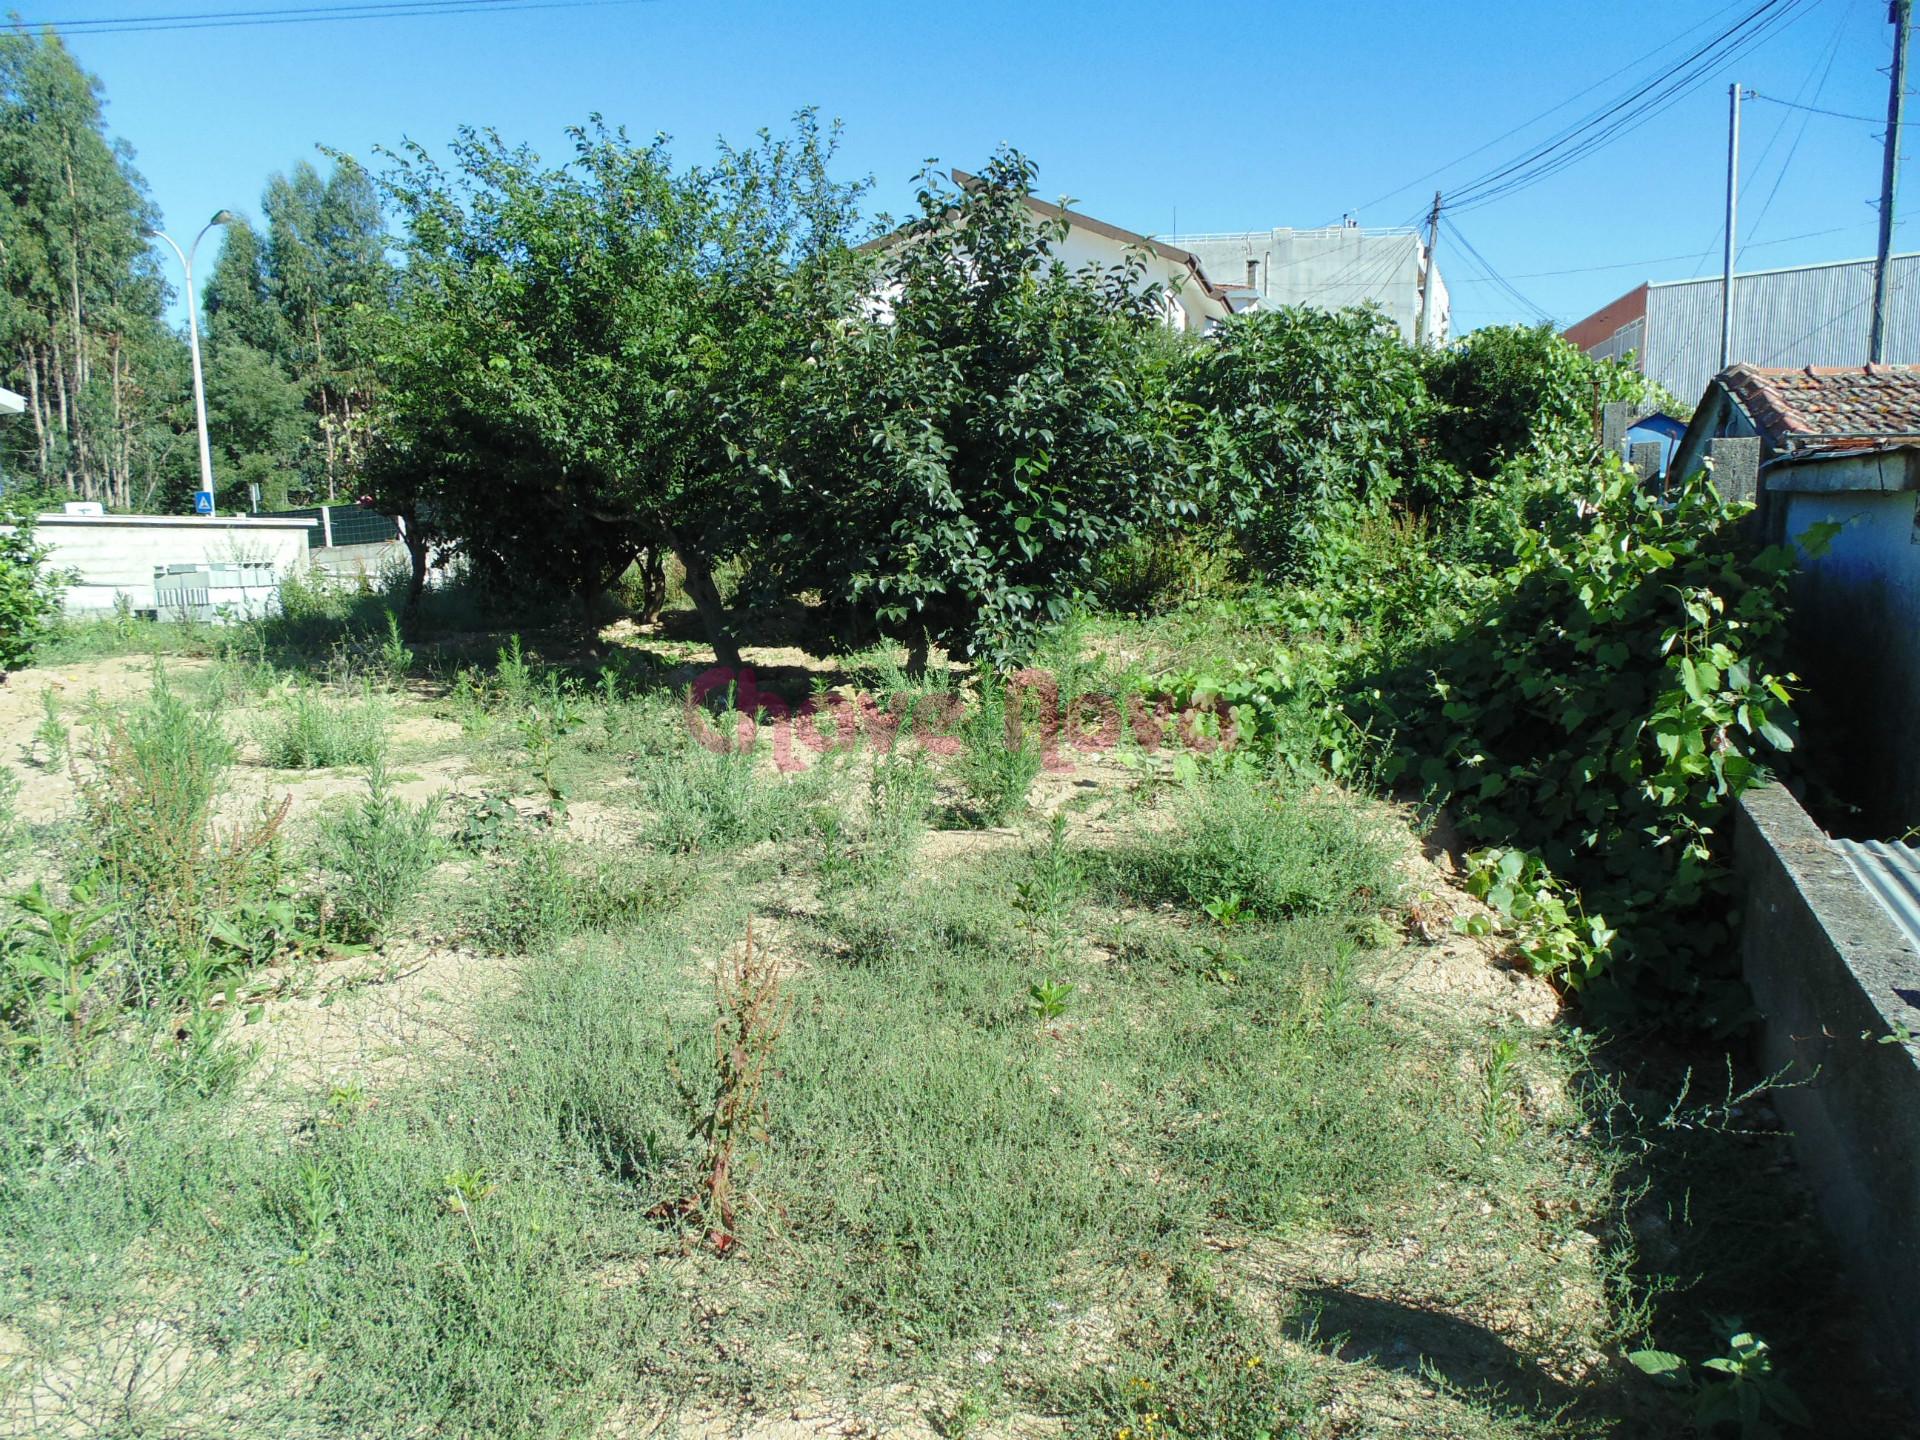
[1747,93,1883,121]
[12,0,655,34]
[1741,0,1857,255]
[1338,0,1765,219]
[1441,215,1554,323]
[1445,224,1865,282]
[1446,0,1823,214]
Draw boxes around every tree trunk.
[672,543,741,670]
[905,631,930,679]
[400,513,430,609]
[638,547,667,625]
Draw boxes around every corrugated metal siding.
[1590,315,1645,367]
[1642,254,1920,404]
[1834,837,1920,953]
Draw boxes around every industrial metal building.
[1564,253,1920,404]
[1165,225,1449,342]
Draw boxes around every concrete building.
[37,512,318,617]
[1672,363,1920,832]
[1564,253,1920,406]
[864,171,1243,334]
[1165,225,1449,342]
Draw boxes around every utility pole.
[149,211,236,516]
[1871,0,1912,363]
[1415,190,1442,347]
[1720,82,1743,371]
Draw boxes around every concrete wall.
[38,514,317,616]
[1169,227,1444,341]
[1734,782,1920,1402]
[1772,479,1920,834]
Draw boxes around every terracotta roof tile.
[1721,362,1920,449]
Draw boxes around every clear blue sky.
[30,0,1916,333]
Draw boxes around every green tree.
[772,151,1185,669]
[361,113,865,647]
[0,26,187,508]
[1178,305,1436,580]
[262,157,392,499]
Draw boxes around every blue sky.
[31,0,1915,333]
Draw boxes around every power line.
[12,0,655,34]
[1441,215,1554,323]
[1444,224,1865,283]
[1447,0,1822,214]
[1747,93,1882,121]
[1741,0,1856,253]
[1338,0,1764,219]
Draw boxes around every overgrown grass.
[1102,764,1401,921]
[256,682,389,769]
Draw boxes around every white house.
[1168,224,1449,343]
[863,170,1243,334]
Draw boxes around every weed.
[378,610,415,682]
[1630,1321,1810,1437]
[813,752,933,894]
[1026,977,1073,1022]
[34,687,67,767]
[2,881,120,1050]
[257,682,389,769]
[1013,812,1085,966]
[1482,1035,1524,1148]
[662,922,788,1253]
[314,754,443,944]
[495,634,536,709]
[951,677,1044,827]
[77,670,289,985]
[638,727,828,854]
[474,836,576,954]
[452,789,520,855]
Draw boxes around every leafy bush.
[775,150,1185,668]
[0,492,66,673]
[1361,461,1797,1014]
[1426,322,1681,480]
[474,836,577,955]
[1179,305,1438,579]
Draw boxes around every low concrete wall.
[1735,782,1920,1396]
[39,514,317,616]
[307,539,407,587]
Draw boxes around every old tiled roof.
[1721,362,1920,450]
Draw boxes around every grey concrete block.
[1710,434,1761,503]
[1629,440,1663,482]
[1735,783,1920,1403]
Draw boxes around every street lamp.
[149,210,237,516]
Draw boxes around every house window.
[1246,259,1259,288]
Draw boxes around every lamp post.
[149,211,236,516]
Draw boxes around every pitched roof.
[861,171,1233,308]
[1720,362,1920,450]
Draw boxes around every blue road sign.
[193,490,214,515]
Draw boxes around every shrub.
[257,682,389,769]
[314,755,442,944]
[1361,461,1798,1016]
[0,492,66,673]
[1178,305,1437,579]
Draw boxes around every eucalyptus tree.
[0,27,186,507]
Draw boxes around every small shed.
[1672,363,1920,830]
[38,513,319,618]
